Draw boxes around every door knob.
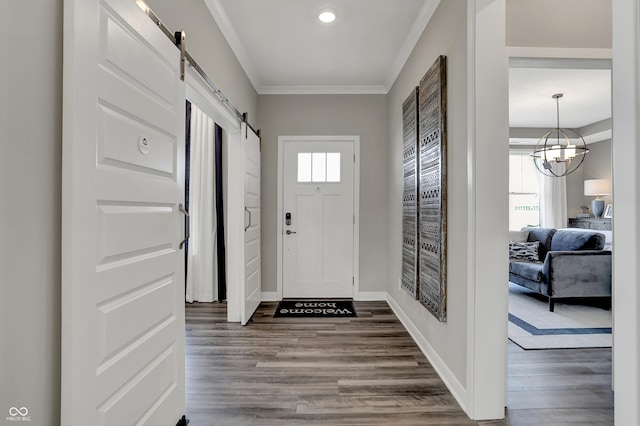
[286,230,297,235]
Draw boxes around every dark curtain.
[185,102,227,301]
[184,100,192,287]
[215,124,227,301]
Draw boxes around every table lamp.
[584,179,611,218]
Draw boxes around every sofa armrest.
[541,250,612,297]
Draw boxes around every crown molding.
[203,0,263,92]
[384,0,441,92]
[258,85,388,95]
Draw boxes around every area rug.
[274,300,357,318]
[508,282,612,350]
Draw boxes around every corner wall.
[387,1,509,419]
[387,0,469,399]
[0,1,63,424]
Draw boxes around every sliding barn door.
[241,123,261,325]
[61,0,186,423]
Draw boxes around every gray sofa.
[509,227,612,311]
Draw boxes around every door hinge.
[354,153,356,163]
[352,276,355,286]
[353,215,355,224]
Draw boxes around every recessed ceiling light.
[318,9,336,23]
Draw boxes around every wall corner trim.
[386,294,468,413]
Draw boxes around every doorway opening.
[184,77,262,325]
[184,101,227,304]
[506,55,614,418]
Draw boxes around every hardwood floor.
[501,340,613,425]
[185,301,613,425]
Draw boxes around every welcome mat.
[508,282,612,350]
[274,300,357,318]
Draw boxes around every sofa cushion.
[551,230,605,251]
[509,241,539,261]
[526,228,556,261]
[510,261,544,283]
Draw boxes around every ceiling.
[508,66,612,145]
[204,0,438,94]
[200,0,612,140]
[509,68,611,129]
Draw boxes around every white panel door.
[241,123,261,325]
[61,0,185,424]
[283,140,354,298]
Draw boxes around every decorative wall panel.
[401,88,419,299]
[418,56,447,321]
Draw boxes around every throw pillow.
[509,241,539,262]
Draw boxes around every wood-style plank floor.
[185,301,613,425]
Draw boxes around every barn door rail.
[136,0,249,127]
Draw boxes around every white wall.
[612,0,640,423]
[0,1,63,424]
[387,0,470,399]
[387,1,510,419]
[257,95,389,294]
[507,0,612,49]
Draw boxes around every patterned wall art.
[401,87,420,299]
[418,55,447,321]
[399,55,447,322]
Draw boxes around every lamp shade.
[584,179,611,196]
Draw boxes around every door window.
[297,152,341,183]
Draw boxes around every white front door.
[241,123,261,324]
[62,0,186,423]
[282,139,355,298]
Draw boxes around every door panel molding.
[277,136,360,300]
[62,0,185,423]
[241,123,261,324]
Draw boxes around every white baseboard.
[261,292,279,302]
[261,292,387,301]
[356,291,388,301]
[386,293,468,413]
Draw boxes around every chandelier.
[530,93,589,177]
